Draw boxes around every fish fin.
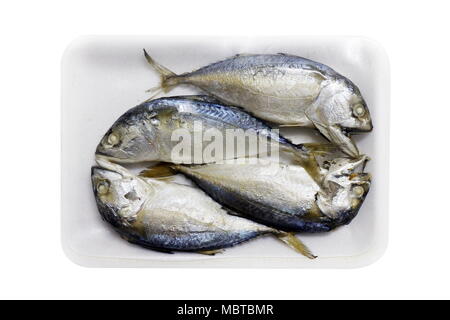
[143,49,179,94]
[275,232,317,259]
[143,88,165,102]
[322,125,359,158]
[138,163,177,179]
[300,143,339,156]
[277,123,302,127]
[197,249,224,256]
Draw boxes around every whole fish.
[140,156,371,232]
[92,157,315,258]
[96,95,330,183]
[144,51,373,157]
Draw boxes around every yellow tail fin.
[276,233,317,259]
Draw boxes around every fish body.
[92,157,315,257]
[145,51,373,157]
[152,156,371,232]
[96,95,324,183]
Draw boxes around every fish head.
[91,158,150,228]
[317,80,372,132]
[317,155,371,224]
[96,107,160,163]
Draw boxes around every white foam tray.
[61,36,390,268]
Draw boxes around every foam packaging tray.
[61,36,390,268]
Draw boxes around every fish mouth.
[359,172,371,182]
[348,121,373,133]
[95,143,126,161]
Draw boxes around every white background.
[0,0,448,299]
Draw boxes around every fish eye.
[107,133,120,146]
[97,181,110,195]
[352,185,365,198]
[352,104,366,117]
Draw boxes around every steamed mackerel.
[141,156,371,232]
[92,157,315,258]
[144,51,373,157]
[96,95,326,183]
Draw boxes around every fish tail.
[139,163,178,179]
[275,232,317,259]
[288,147,324,186]
[143,49,180,95]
